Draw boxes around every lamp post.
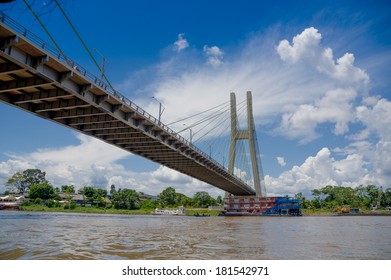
[93,48,106,83]
[182,124,193,143]
[152,96,165,123]
[208,144,212,158]
[217,152,226,168]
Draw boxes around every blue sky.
[1,0,390,197]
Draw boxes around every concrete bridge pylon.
[227,91,265,197]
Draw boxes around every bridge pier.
[227,91,265,197]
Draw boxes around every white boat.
[154,206,185,215]
[0,195,25,210]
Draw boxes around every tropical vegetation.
[3,168,223,213]
[3,168,391,215]
[297,185,391,212]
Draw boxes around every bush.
[45,199,54,208]
[34,198,43,205]
[64,204,70,210]
[21,200,32,206]
[69,201,76,210]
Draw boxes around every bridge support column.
[227,91,265,197]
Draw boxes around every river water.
[0,211,390,260]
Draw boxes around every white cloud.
[278,88,357,143]
[173,33,189,52]
[203,45,224,66]
[276,27,369,87]
[354,98,391,183]
[0,133,222,197]
[265,147,372,196]
[276,157,286,167]
[276,27,322,63]
[267,97,391,196]
[1,133,130,190]
[356,98,391,141]
[132,33,331,128]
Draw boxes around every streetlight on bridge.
[152,96,165,124]
[93,48,106,84]
[182,124,193,143]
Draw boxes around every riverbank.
[17,205,222,216]
[301,209,391,216]
[12,205,391,217]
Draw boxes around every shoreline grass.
[17,205,222,216]
[15,205,391,216]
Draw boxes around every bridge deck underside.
[0,20,255,196]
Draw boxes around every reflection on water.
[0,211,390,259]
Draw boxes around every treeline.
[297,185,391,211]
[4,169,222,210]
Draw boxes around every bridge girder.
[0,14,256,196]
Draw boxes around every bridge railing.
[0,11,250,185]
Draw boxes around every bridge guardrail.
[0,11,251,187]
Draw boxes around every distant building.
[71,194,85,205]
[350,208,360,214]
[139,194,160,201]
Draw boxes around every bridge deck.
[0,12,255,196]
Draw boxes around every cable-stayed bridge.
[0,12,262,196]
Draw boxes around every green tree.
[176,193,192,207]
[61,185,75,194]
[110,184,116,195]
[6,172,24,194]
[6,169,48,194]
[355,185,380,208]
[83,186,96,199]
[45,199,54,208]
[111,188,140,210]
[23,169,47,189]
[34,198,43,205]
[159,187,177,207]
[29,183,55,200]
[140,199,159,210]
[192,191,216,208]
[216,195,223,205]
[94,189,108,207]
[381,188,391,208]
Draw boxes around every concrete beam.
[14,89,71,104]
[0,77,52,93]
[82,122,128,131]
[67,115,117,126]
[0,35,18,49]
[102,133,149,141]
[52,107,106,120]
[34,99,90,113]
[0,63,23,75]
[93,128,136,137]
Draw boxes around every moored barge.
[223,196,302,216]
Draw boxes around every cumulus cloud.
[203,45,224,66]
[276,157,286,167]
[276,27,369,87]
[268,97,391,196]
[0,133,222,197]
[276,27,322,63]
[1,133,130,190]
[173,33,189,52]
[354,98,391,183]
[265,148,371,196]
[278,88,357,143]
